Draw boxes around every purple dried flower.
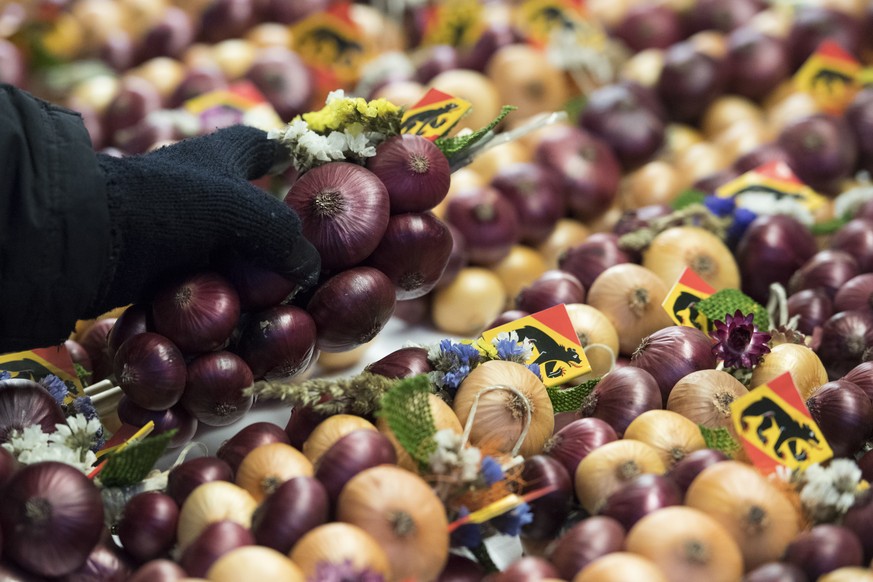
[711,310,771,369]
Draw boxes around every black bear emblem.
[515,325,585,379]
[739,396,820,462]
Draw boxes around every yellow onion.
[672,142,729,188]
[623,409,707,469]
[574,553,668,582]
[289,522,392,579]
[377,393,463,472]
[667,369,749,430]
[491,245,549,303]
[302,414,377,466]
[565,303,619,380]
[537,218,591,269]
[427,69,500,133]
[453,360,554,457]
[626,506,744,582]
[574,439,666,515]
[685,460,801,570]
[234,442,313,503]
[337,466,448,581]
[642,226,740,291]
[431,267,507,336]
[206,546,303,582]
[467,141,529,184]
[749,343,828,400]
[587,264,673,355]
[486,43,570,122]
[176,481,257,550]
[620,161,685,210]
[701,95,765,139]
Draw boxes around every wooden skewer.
[84,379,114,397]
[90,386,123,405]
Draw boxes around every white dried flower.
[735,189,815,225]
[325,89,346,104]
[797,459,864,523]
[344,129,377,158]
[50,414,102,452]
[3,424,51,455]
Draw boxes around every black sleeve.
[0,84,110,353]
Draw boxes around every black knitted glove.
[92,125,319,313]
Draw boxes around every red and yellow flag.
[662,267,715,331]
[794,39,861,114]
[400,88,472,141]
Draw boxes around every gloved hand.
[92,125,319,313]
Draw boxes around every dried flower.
[450,506,482,550]
[39,373,69,405]
[311,559,386,582]
[795,459,865,523]
[491,501,534,537]
[480,455,504,486]
[711,310,772,369]
[0,371,9,381]
[428,339,481,397]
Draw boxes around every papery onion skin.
[284,161,390,271]
[215,421,291,476]
[667,369,749,430]
[107,303,151,357]
[735,214,818,304]
[515,270,586,314]
[558,233,632,291]
[166,456,234,507]
[116,397,198,449]
[579,367,662,437]
[829,218,873,273]
[743,562,808,582]
[0,379,66,443]
[642,226,740,292]
[116,491,179,563]
[284,405,330,450]
[574,552,668,582]
[834,273,873,314]
[234,305,317,381]
[789,250,860,299]
[787,289,834,335]
[666,448,729,498]
[490,162,566,245]
[306,266,397,353]
[181,351,254,427]
[0,462,104,577]
[366,134,451,214]
[365,212,454,300]
[77,317,117,382]
[656,42,727,124]
[806,380,873,458]
[783,525,864,581]
[816,310,873,380]
[630,326,718,406]
[842,360,873,406]
[750,343,828,401]
[543,417,618,478]
[151,272,241,355]
[492,557,559,582]
[314,429,398,504]
[217,255,299,313]
[251,476,329,554]
[289,521,392,579]
[114,332,187,411]
[518,455,573,541]
[127,559,186,582]
[778,113,858,194]
[548,516,626,580]
[365,346,433,379]
[178,520,254,578]
[58,540,133,582]
[599,473,682,531]
[841,489,873,564]
[444,185,521,266]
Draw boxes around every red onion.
[365,212,454,300]
[577,84,666,170]
[835,274,873,314]
[151,272,241,355]
[599,473,682,531]
[234,305,317,380]
[613,3,683,51]
[393,296,431,326]
[847,88,873,174]
[314,429,397,504]
[806,379,873,457]
[684,0,761,33]
[181,351,253,427]
[725,28,790,102]
[490,162,566,245]
[107,303,151,357]
[178,520,254,578]
[284,161,390,271]
[251,476,329,553]
[459,22,524,71]
[656,42,727,124]
[306,266,396,352]
[444,185,520,265]
[630,326,718,406]
[666,448,728,497]
[558,233,633,290]
[743,562,808,582]
[841,489,873,563]
[786,6,862,70]
[784,524,863,580]
[58,540,133,582]
[127,559,186,582]
[165,456,233,506]
[284,405,330,450]
[787,289,834,335]
[434,222,468,289]
[548,516,626,580]
[492,557,559,582]
[436,554,485,582]
[693,168,742,195]
[244,47,313,121]
[0,379,66,442]
[116,491,179,563]
[534,126,622,218]
[64,339,93,375]
[733,142,790,174]
[366,134,451,214]
[842,360,873,405]
[217,255,299,312]
[115,398,197,449]
[829,219,873,274]
[789,250,859,299]
[518,455,573,541]
[77,318,118,382]
[735,214,818,304]
[169,65,228,108]
[0,462,104,577]
[816,310,873,380]
[778,114,858,195]
[413,44,460,85]
[365,346,433,379]
[216,421,290,476]
[515,270,586,314]
[579,367,662,436]
[0,445,17,487]
[486,310,531,330]
[113,332,187,411]
[543,417,618,478]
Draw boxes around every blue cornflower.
[0,371,10,381]
[40,374,69,405]
[480,455,504,485]
[450,506,482,549]
[491,502,534,537]
[526,363,542,379]
[704,194,735,217]
[495,337,525,361]
[727,207,758,248]
[311,559,386,582]
[72,395,98,420]
[431,339,481,395]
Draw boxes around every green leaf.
[547,378,599,413]
[437,105,517,168]
[698,425,742,458]
[378,375,437,468]
[670,189,708,210]
[811,215,851,236]
[697,288,770,331]
[97,430,176,488]
[563,94,587,122]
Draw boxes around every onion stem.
[617,460,641,480]
[312,189,346,218]
[461,384,532,459]
[628,287,650,317]
[584,343,617,374]
[408,154,430,174]
[24,498,52,526]
[684,540,710,565]
[390,510,416,537]
[744,505,769,534]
